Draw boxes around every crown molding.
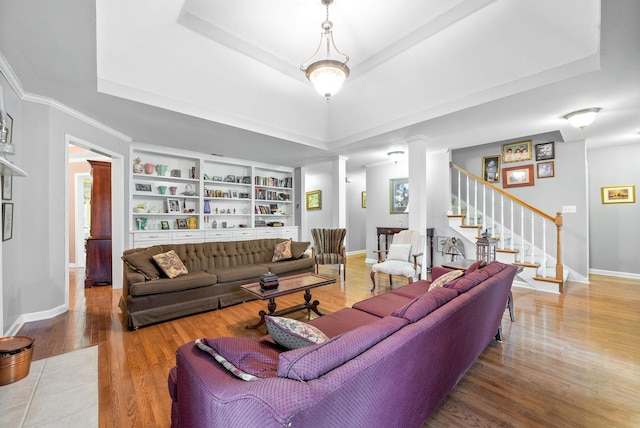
[0,51,132,143]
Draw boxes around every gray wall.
[587,143,640,275]
[451,138,590,280]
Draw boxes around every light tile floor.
[0,346,98,427]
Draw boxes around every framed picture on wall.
[537,161,554,178]
[2,176,12,200]
[389,177,409,214]
[481,155,500,183]
[3,202,13,241]
[601,185,636,204]
[535,141,555,161]
[502,164,535,188]
[502,140,532,163]
[306,190,321,210]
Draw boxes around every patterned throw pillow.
[152,250,188,278]
[428,269,464,291]
[386,243,412,261]
[194,339,259,382]
[272,239,293,262]
[265,316,329,350]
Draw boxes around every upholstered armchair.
[370,230,424,291]
[311,228,347,280]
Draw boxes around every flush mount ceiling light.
[563,108,602,129]
[387,150,405,164]
[300,0,350,101]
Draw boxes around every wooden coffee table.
[241,273,336,329]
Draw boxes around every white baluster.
[520,206,525,263]
[466,175,470,225]
[482,184,486,231]
[542,221,547,278]
[500,196,504,250]
[510,200,514,251]
[530,212,535,265]
[457,170,461,215]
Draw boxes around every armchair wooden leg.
[370,271,377,292]
[343,263,346,280]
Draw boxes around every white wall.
[346,173,366,252]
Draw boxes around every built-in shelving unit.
[129,144,297,248]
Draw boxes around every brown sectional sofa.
[119,238,313,329]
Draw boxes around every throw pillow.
[272,239,293,262]
[194,339,261,381]
[465,260,484,275]
[290,241,310,259]
[121,246,164,280]
[152,250,188,279]
[428,269,464,291]
[386,243,412,261]
[265,316,329,350]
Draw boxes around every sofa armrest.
[431,266,454,281]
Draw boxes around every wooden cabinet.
[85,160,112,287]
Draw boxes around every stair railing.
[450,162,564,291]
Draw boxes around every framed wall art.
[537,161,554,178]
[2,202,13,241]
[482,155,500,183]
[134,183,152,192]
[306,190,321,210]
[361,191,366,208]
[601,185,636,204]
[535,141,555,161]
[502,164,535,188]
[502,140,532,163]
[2,176,12,200]
[389,177,409,214]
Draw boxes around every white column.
[407,135,428,233]
[332,156,348,229]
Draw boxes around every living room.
[0,1,639,426]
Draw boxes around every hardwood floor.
[17,256,640,427]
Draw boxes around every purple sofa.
[168,261,517,427]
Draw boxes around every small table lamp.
[476,230,497,264]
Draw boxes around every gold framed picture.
[306,190,321,210]
[601,185,635,204]
[502,140,532,163]
[361,191,366,208]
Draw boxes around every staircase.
[449,163,568,293]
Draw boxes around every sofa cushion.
[153,250,189,278]
[265,316,329,350]
[465,260,484,274]
[291,241,310,259]
[446,269,490,293]
[195,337,279,380]
[277,316,409,381]
[272,239,293,262]
[209,264,269,283]
[122,246,165,280]
[391,287,459,323]
[263,257,314,275]
[129,271,216,296]
[307,307,382,338]
[352,293,414,318]
[428,269,464,291]
[390,280,431,299]
[387,243,412,261]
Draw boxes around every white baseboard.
[4,304,69,336]
[589,269,640,280]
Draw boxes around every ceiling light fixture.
[563,108,601,129]
[300,0,350,101]
[387,150,405,164]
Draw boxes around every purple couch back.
[173,263,516,427]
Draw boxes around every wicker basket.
[0,336,35,386]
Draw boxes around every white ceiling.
[1,0,639,173]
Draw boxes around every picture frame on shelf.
[171,169,181,178]
[537,161,555,178]
[502,164,535,188]
[135,183,152,192]
[242,176,251,184]
[535,142,555,161]
[502,140,532,163]
[2,176,12,200]
[361,191,366,208]
[176,218,188,229]
[601,185,635,204]
[481,155,500,183]
[306,190,321,211]
[161,221,170,230]
[167,198,181,213]
[389,177,409,214]
[3,202,13,241]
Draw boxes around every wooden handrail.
[450,162,564,289]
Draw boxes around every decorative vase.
[203,200,211,214]
[144,163,154,174]
[155,164,168,176]
[133,158,144,174]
